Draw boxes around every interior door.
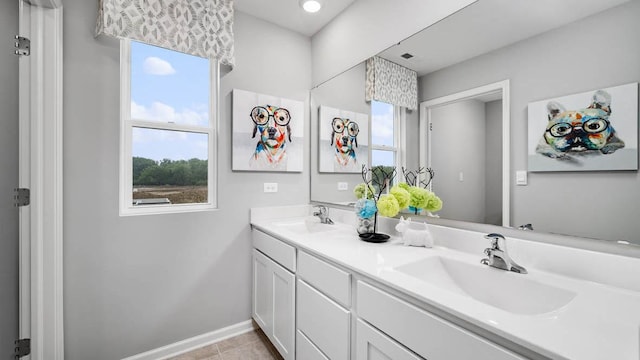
[0,0,21,358]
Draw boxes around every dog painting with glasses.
[536,89,625,159]
[250,105,292,169]
[331,117,360,171]
[232,89,304,172]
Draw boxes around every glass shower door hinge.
[14,35,30,56]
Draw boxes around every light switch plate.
[516,171,527,186]
[263,183,278,193]
[337,182,348,191]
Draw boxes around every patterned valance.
[365,56,417,110]
[96,0,235,67]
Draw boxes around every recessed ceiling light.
[401,53,414,59]
[300,0,322,13]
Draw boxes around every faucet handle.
[313,205,327,215]
[484,233,505,249]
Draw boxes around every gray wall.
[63,1,311,359]
[0,0,19,358]
[484,100,502,226]
[419,1,640,243]
[430,100,486,223]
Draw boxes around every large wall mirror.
[311,0,640,246]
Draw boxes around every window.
[370,100,405,189]
[120,40,217,215]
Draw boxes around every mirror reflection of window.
[371,100,400,191]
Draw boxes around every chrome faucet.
[313,205,334,225]
[480,233,527,274]
[518,223,534,231]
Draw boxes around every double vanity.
[250,205,640,360]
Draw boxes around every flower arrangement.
[399,167,443,215]
[353,166,443,242]
[353,165,399,241]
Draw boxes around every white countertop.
[251,205,640,360]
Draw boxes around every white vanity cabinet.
[296,251,351,360]
[252,230,296,360]
[357,281,525,360]
[251,226,530,360]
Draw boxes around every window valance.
[365,56,417,110]
[96,0,235,67]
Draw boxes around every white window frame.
[370,102,406,175]
[119,39,218,216]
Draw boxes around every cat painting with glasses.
[249,105,292,169]
[331,117,360,171]
[536,89,625,159]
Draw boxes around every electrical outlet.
[263,183,278,193]
[459,172,464,182]
[516,171,528,186]
[337,182,348,191]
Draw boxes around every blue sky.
[130,41,210,161]
[371,100,395,166]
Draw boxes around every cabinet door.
[271,259,296,360]
[253,249,272,330]
[252,249,295,360]
[356,319,423,360]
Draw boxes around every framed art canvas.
[527,82,638,172]
[232,89,304,172]
[318,105,369,173]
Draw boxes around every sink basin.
[273,218,338,234]
[394,257,576,315]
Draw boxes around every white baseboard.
[121,320,255,360]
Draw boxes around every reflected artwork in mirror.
[319,106,369,173]
[310,0,640,245]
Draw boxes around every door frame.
[19,1,64,359]
[418,80,510,227]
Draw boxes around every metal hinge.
[14,35,30,56]
[14,339,30,358]
[429,122,433,131]
[14,188,30,207]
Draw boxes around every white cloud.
[143,56,176,75]
[131,100,208,127]
[372,106,394,143]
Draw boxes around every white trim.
[121,320,255,360]
[119,39,218,216]
[20,3,65,360]
[419,80,511,226]
[18,0,33,351]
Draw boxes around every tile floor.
[167,328,284,360]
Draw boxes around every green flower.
[377,194,400,217]
[407,186,430,209]
[390,185,411,209]
[354,183,374,199]
[426,194,443,212]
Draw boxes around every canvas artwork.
[527,83,638,172]
[318,105,369,173]
[232,89,304,172]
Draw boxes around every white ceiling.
[378,0,631,76]
[234,0,356,37]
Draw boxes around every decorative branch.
[402,167,435,189]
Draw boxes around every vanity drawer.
[252,229,296,272]
[357,281,525,360]
[297,279,350,360]
[298,251,351,307]
[296,330,329,360]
